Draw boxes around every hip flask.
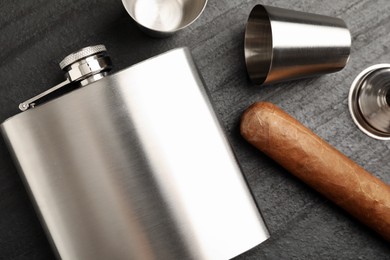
[1,46,269,260]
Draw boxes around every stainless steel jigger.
[245,5,351,85]
[349,64,390,140]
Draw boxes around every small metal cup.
[245,5,351,85]
[349,64,390,140]
[122,0,207,37]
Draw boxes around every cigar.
[240,102,390,241]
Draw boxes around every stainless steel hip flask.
[1,46,269,260]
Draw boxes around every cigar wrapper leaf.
[240,102,390,241]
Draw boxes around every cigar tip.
[240,102,276,143]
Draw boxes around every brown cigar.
[240,102,390,241]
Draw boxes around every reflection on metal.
[2,47,269,260]
[245,5,351,85]
[349,64,390,140]
[122,0,208,37]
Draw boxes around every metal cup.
[245,5,351,85]
[122,0,208,37]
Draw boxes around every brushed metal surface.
[1,48,269,260]
[244,5,351,85]
[122,0,207,37]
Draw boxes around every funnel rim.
[348,64,390,140]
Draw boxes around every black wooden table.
[0,0,389,259]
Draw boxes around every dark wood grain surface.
[0,0,389,259]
